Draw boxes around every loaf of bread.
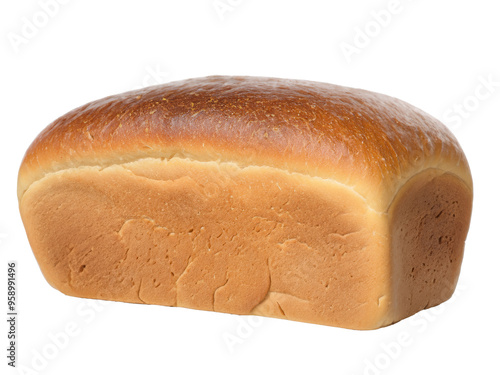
[18,76,473,329]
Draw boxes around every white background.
[1,1,499,374]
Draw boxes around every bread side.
[389,169,472,321]
[20,158,391,329]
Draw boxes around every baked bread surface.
[18,76,473,329]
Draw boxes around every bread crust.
[18,76,472,211]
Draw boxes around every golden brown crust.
[18,76,472,210]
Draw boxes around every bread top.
[18,76,472,211]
